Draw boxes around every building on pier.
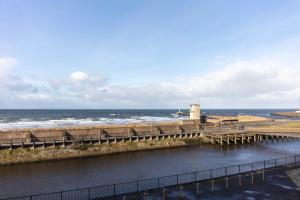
[190,104,200,120]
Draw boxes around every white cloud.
[1,56,300,109]
[0,57,16,80]
[0,57,16,67]
[70,71,89,82]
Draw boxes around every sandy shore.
[272,112,300,118]
[208,114,274,124]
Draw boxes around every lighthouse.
[190,104,201,120]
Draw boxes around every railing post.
[114,184,116,197]
[196,182,200,195]
[60,191,63,200]
[88,188,91,200]
[226,176,229,189]
[285,157,287,165]
[180,185,183,198]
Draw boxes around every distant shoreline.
[271,111,300,118]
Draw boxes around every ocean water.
[0,109,296,129]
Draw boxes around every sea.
[0,109,297,130]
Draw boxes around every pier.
[0,130,203,150]
[1,126,300,149]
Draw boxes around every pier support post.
[241,136,244,144]
[90,136,93,145]
[234,137,237,145]
[53,138,56,147]
[227,137,230,145]
[220,137,223,146]
[196,182,200,195]
[239,175,242,186]
[211,180,214,192]
[62,136,66,147]
[262,169,265,182]
[251,172,254,184]
[271,135,274,142]
[98,134,101,144]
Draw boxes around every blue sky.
[1,0,300,109]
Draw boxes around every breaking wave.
[0,116,188,130]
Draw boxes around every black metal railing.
[5,154,300,200]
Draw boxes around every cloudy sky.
[0,0,300,109]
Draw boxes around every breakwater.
[0,120,203,144]
[0,120,211,165]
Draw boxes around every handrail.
[5,154,300,200]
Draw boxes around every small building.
[190,104,201,120]
[219,118,239,128]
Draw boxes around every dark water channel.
[1,140,300,198]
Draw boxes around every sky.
[0,0,300,109]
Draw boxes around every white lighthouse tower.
[190,104,201,120]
